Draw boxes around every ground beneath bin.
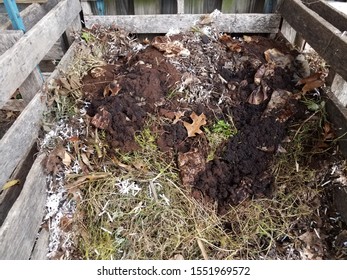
[82,31,302,212]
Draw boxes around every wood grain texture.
[30,227,49,260]
[18,68,44,104]
[0,154,47,260]
[85,13,281,33]
[1,99,25,111]
[0,3,46,30]
[279,0,347,82]
[0,0,81,108]
[303,0,347,33]
[0,92,46,190]
[0,30,23,55]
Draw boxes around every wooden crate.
[0,0,347,260]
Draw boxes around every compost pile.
[82,26,302,212]
[42,14,347,260]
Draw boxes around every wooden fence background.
[81,0,347,15]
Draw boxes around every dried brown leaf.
[296,72,324,86]
[264,48,292,69]
[243,35,252,43]
[247,86,268,105]
[302,79,324,94]
[103,81,121,97]
[91,108,111,129]
[173,111,185,124]
[90,67,107,78]
[183,112,207,137]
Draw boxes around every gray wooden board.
[85,13,281,34]
[0,154,47,260]
[30,227,49,260]
[0,30,23,55]
[0,0,81,108]
[1,99,25,111]
[303,0,347,33]
[0,41,81,259]
[1,3,46,30]
[0,92,46,190]
[278,0,347,82]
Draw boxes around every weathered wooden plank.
[0,145,36,227]
[303,0,347,33]
[0,0,81,108]
[177,0,184,14]
[65,14,82,46]
[279,0,347,83]
[85,13,281,33]
[0,154,47,260]
[30,227,49,260]
[1,3,46,30]
[19,69,44,104]
[331,74,347,107]
[0,93,46,190]
[324,88,347,224]
[1,99,25,111]
[0,30,22,55]
[0,30,43,106]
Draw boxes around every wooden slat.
[1,99,25,111]
[30,228,49,260]
[0,93,46,190]
[0,154,47,260]
[0,0,81,108]
[85,13,281,33]
[0,3,46,30]
[278,0,347,83]
[303,0,347,33]
[0,30,22,55]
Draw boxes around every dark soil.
[81,32,319,213]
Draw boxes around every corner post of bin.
[177,0,184,14]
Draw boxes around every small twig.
[197,238,209,260]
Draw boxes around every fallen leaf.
[243,35,252,43]
[302,79,325,94]
[173,111,185,124]
[247,86,268,105]
[90,67,107,78]
[2,179,20,190]
[322,122,335,141]
[91,107,112,129]
[62,152,71,167]
[296,72,324,86]
[103,81,121,97]
[254,65,266,85]
[81,153,94,171]
[264,48,292,69]
[5,111,15,119]
[152,36,189,57]
[183,112,207,137]
[178,149,206,188]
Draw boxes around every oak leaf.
[183,112,207,137]
[173,111,185,124]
